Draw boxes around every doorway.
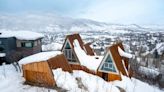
[102,73,108,81]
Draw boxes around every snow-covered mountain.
[0,13,163,33]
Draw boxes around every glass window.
[0,41,2,44]
[21,42,33,48]
[68,50,72,59]
[65,42,71,49]
[101,55,117,72]
[38,40,41,45]
[25,42,32,47]
[34,41,37,46]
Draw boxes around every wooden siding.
[23,61,55,87]
[108,73,121,81]
[97,71,121,81]
[48,54,73,73]
[108,42,129,76]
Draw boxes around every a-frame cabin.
[61,33,96,74]
[61,33,133,81]
[97,42,132,81]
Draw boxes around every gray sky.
[0,0,164,25]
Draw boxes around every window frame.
[21,42,33,48]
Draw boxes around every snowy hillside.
[0,14,163,33]
[0,64,163,92]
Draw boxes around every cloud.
[78,0,164,25]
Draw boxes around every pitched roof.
[61,33,94,56]
[48,54,73,73]
[0,30,44,40]
[19,51,61,65]
[107,42,129,76]
[73,39,103,71]
[84,43,95,56]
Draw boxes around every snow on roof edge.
[118,46,133,58]
[0,30,44,40]
[19,51,62,65]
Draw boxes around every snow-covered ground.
[0,64,57,92]
[0,64,163,92]
[42,43,62,51]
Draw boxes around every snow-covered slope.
[0,64,163,92]
[0,13,162,33]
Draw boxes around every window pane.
[34,41,37,46]
[69,50,72,59]
[25,42,32,47]
[101,55,116,72]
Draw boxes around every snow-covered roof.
[118,46,133,58]
[19,51,61,65]
[0,30,44,40]
[73,39,103,71]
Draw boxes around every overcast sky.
[0,0,164,25]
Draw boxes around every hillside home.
[0,31,43,63]
[61,33,102,74]
[62,33,133,81]
[97,42,133,81]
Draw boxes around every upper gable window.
[65,41,71,49]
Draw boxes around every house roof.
[84,43,95,55]
[19,51,62,65]
[61,33,94,56]
[48,54,73,73]
[0,30,44,40]
[107,42,129,76]
[73,39,103,71]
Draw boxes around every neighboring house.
[62,33,133,81]
[19,51,72,87]
[0,31,43,63]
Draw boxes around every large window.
[21,42,33,48]
[101,55,116,72]
[64,41,76,63]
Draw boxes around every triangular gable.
[98,51,119,74]
[61,33,94,56]
[62,39,80,64]
[108,42,129,76]
[98,42,129,76]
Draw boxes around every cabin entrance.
[102,73,108,81]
